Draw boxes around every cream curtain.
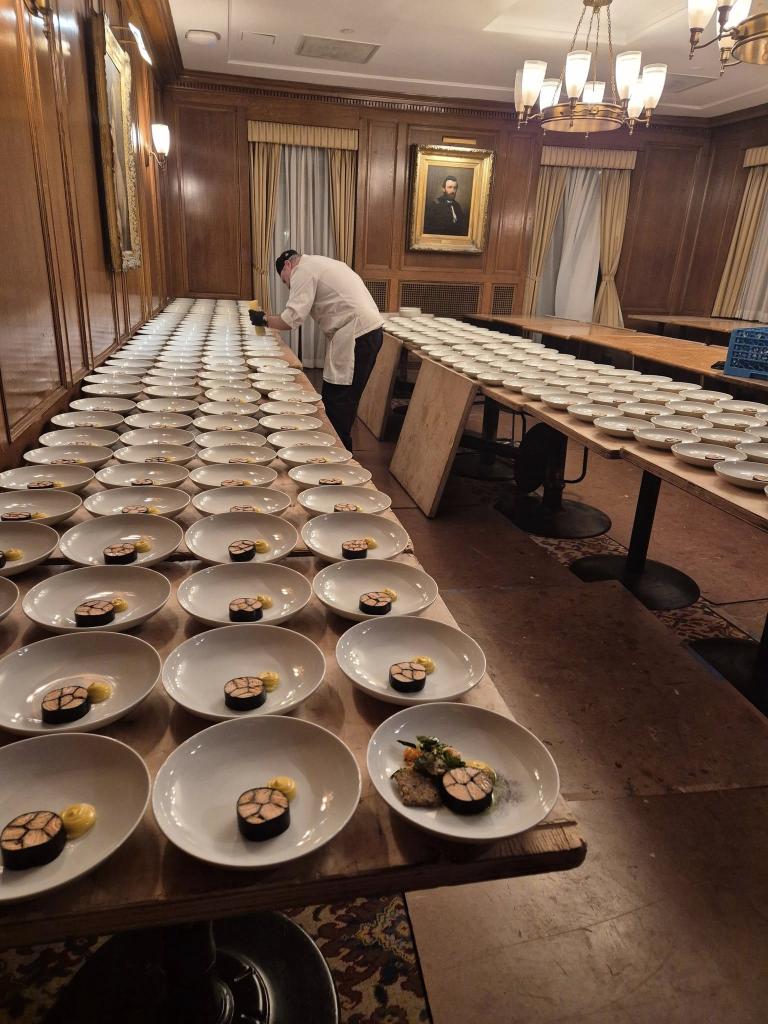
[593,168,632,328]
[522,166,568,315]
[328,149,356,266]
[713,165,768,317]
[249,143,281,313]
[733,177,768,321]
[248,121,358,151]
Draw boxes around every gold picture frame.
[90,13,142,272]
[408,145,495,254]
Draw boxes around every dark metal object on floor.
[454,397,516,481]
[498,424,611,539]
[570,471,700,611]
[691,621,768,715]
[43,913,338,1024]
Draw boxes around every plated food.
[177,562,311,627]
[302,512,409,563]
[184,513,297,565]
[59,514,183,568]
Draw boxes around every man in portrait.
[423,175,468,236]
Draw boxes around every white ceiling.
[168,0,768,117]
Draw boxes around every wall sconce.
[150,124,170,168]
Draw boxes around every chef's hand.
[249,309,267,327]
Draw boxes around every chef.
[250,250,383,451]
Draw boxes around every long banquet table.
[0,329,585,951]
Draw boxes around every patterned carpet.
[0,896,431,1023]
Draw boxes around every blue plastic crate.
[724,326,768,381]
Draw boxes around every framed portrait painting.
[90,13,142,272]
[408,145,495,254]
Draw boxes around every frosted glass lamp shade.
[641,64,667,110]
[514,69,525,113]
[615,51,642,100]
[565,50,591,99]
[538,78,562,110]
[521,61,547,107]
[687,0,717,29]
[627,81,646,120]
[582,81,606,104]
[725,0,751,28]
[151,124,171,157]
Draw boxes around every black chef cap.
[275,249,299,275]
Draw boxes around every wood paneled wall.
[163,73,740,321]
[0,0,169,467]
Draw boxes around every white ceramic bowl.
[113,444,195,466]
[736,442,768,464]
[84,486,190,519]
[38,428,120,449]
[694,428,749,448]
[23,565,171,633]
[713,460,768,490]
[145,385,202,399]
[277,446,352,467]
[195,430,267,449]
[152,716,360,869]
[336,617,484,706]
[259,401,318,417]
[367,702,559,843]
[593,416,649,438]
[632,427,694,450]
[651,415,711,433]
[199,401,260,417]
[0,632,161,735]
[137,398,200,414]
[0,489,81,527]
[188,464,279,490]
[177,562,312,627]
[313,560,438,622]
[82,382,142,398]
[267,430,336,450]
[191,486,291,517]
[724,400,768,417]
[0,733,150,902]
[198,445,277,466]
[0,576,19,623]
[301,512,409,563]
[298,485,392,517]
[162,624,325,721]
[704,412,768,431]
[0,465,94,493]
[288,464,373,490]
[192,415,262,434]
[59,514,183,568]
[671,442,748,468]
[51,412,124,431]
[0,522,58,577]
[259,415,322,432]
[119,428,196,448]
[24,446,113,469]
[566,403,619,423]
[205,388,261,405]
[95,463,190,489]
[185,513,298,565]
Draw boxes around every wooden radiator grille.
[363,279,389,311]
[491,284,515,316]
[399,282,482,316]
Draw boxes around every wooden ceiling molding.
[134,0,183,85]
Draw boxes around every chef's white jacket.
[278,255,383,385]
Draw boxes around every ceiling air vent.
[663,72,719,94]
[296,36,379,64]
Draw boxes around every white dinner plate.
[297,485,391,517]
[0,632,161,735]
[152,716,359,869]
[59,514,183,568]
[367,702,559,844]
[177,562,312,627]
[82,382,142,398]
[314,560,438,622]
[199,401,260,417]
[0,489,81,527]
[137,399,200,414]
[84,486,190,519]
[162,624,325,721]
[192,415,262,434]
[301,512,409,563]
[0,522,58,578]
[71,396,136,414]
[185,513,298,565]
[0,465,95,494]
[23,565,171,633]
[191,486,291,517]
[0,733,150,902]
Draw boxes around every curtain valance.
[541,147,636,170]
[247,121,358,151]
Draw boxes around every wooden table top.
[627,314,762,335]
[0,334,584,949]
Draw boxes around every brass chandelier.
[515,0,667,135]
[688,1,768,70]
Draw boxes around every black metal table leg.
[43,913,338,1024]
[498,424,611,538]
[454,397,516,480]
[570,471,700,611]
[690,614,768,714]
